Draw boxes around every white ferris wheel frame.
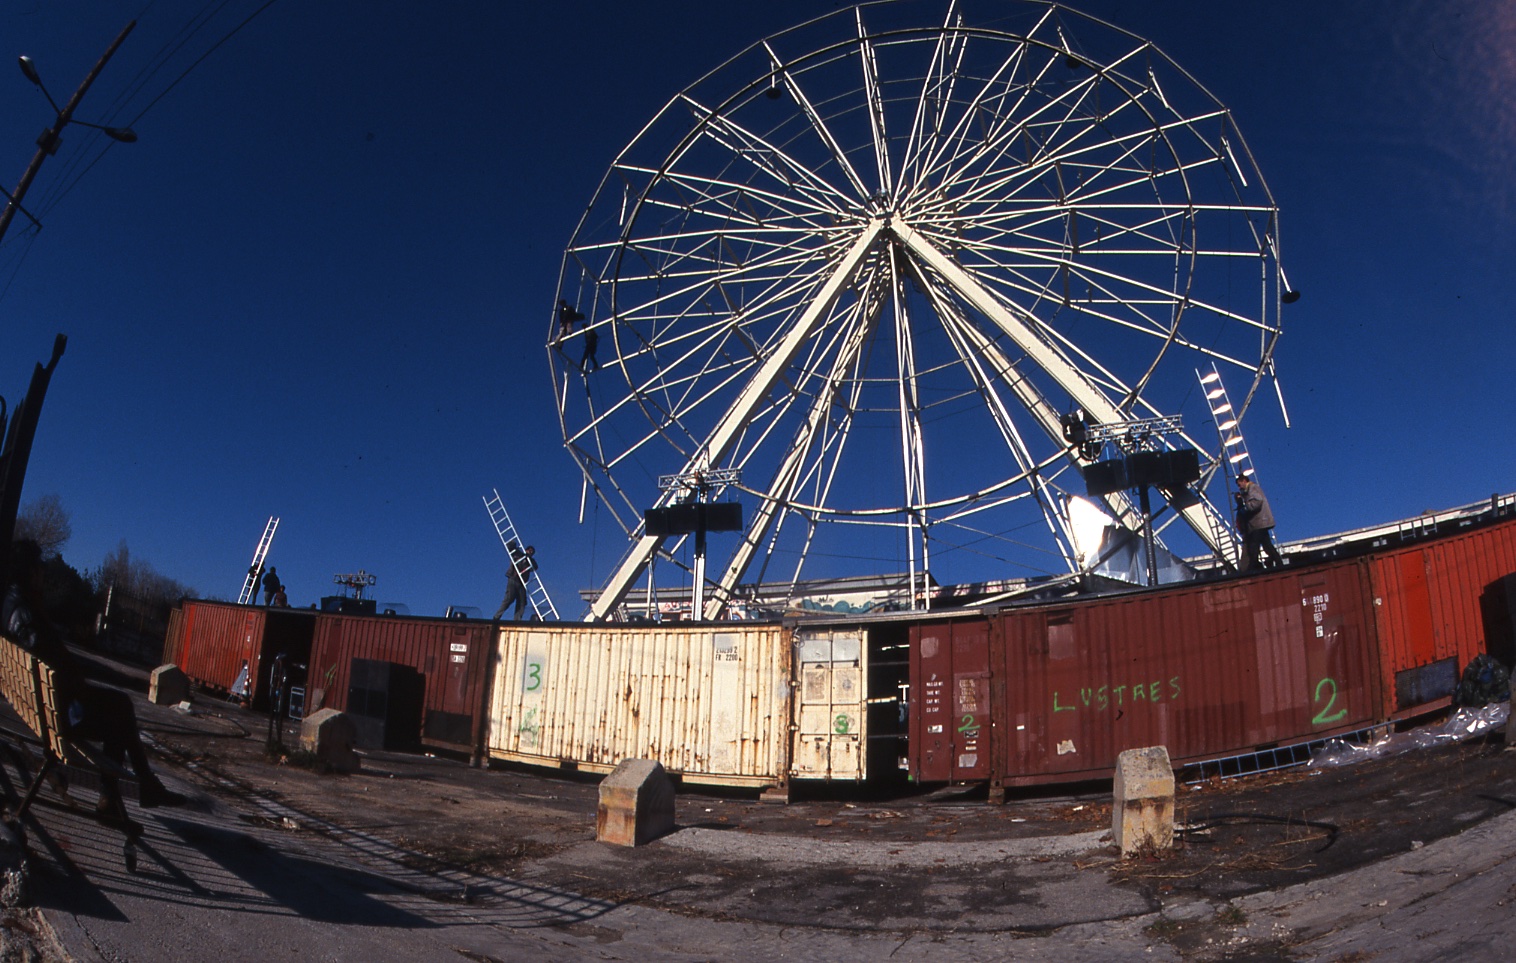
[551,1,1290,621]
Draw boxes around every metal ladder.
[483,489,558,621]
[1197,364,1254,567]
[237,516,279,604]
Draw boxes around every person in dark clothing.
[557,299,584,343]
[580,325,600,373]
[261,566,282,605]
[493,543,538,621]
[1235,473,1282,573]
[4,540,185,809]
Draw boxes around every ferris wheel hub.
[555,1,1290,619]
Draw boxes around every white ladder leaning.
[1197,364,1256,567]
[483,489,558,621]
[238,516,279,605]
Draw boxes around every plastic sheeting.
[1307,703,1510,769]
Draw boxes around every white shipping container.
[485,623,792,788]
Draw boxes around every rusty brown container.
[976,559,1382,787]
[1368,515,1516,716]
[307,613,495,755]
[162,600,316,708]
[908,617,992,784]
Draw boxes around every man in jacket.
[1235,473,1282,572]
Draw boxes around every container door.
[910,623,952,782]
[910,620,991,783]
[948,620,991,782]
[791,630,866,780]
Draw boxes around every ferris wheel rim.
[552,1,1288,615]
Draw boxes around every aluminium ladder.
[1197,365,1254,568]
[483,489,558,621]
[237,516,279,604]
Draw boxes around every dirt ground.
[118,657,1516,932]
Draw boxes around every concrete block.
[149,664,190,706]
[596,758,675,847]
[1113,745,1175,857]
[298,709,361,774]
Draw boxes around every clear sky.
[2,0,1513,617]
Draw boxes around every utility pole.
[0,20,137,246]
[0,22,136,590]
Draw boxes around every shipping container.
[908,616,992,784]
[791,626,869,781]
[162,600,316,709]
[1368,514,1516,715]
[484,623,790,788]
[306,612,496,755]
[971,559,1382,788]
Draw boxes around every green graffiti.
[1311,677,1348,725]
[1055,676,1182,714]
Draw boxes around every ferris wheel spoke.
[919,274,1122,555]
[855,9,895,197]
[705,286,884,614]
[901,0,969,190]
[559,7,1289,616]
[763,40,873,202]
[907,15,1055,188]
[666,104,856,215]
[586,221,885,619]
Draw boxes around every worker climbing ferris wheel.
[551,0,1293,620]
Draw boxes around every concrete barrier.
[1112,745,1175,856]
[299,708,361,774]
[596,758,675,847]
[149,664,190,706]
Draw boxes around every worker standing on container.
[261,566,282,605]
[493,543,538,621]
[1235,473,1282,572]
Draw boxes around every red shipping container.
[1368,515,1516,715]
[163,600,316,709]
[307,612,495,756]
[982,560,1380,787]
[908,618,992,784]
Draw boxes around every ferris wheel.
[552,0,1292,620]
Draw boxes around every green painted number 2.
[1311,677,1347,725]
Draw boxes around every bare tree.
[15,493,72,558]
[94,539,193,607]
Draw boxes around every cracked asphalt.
[3,647,1514,961]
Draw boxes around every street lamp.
[0,21,137,245]
[18,54,137,148]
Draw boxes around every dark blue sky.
[2,0,1512,616]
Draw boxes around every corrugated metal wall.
[791,627,868,781]
[484,623,791,788]
[908,618,991,784]
[1369,517,1516,712]
[986,562,1381,786]
[306,614,495,754]
[162,601,315,708]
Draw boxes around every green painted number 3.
[1311,677,1347,725]
[524,661,543,692]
